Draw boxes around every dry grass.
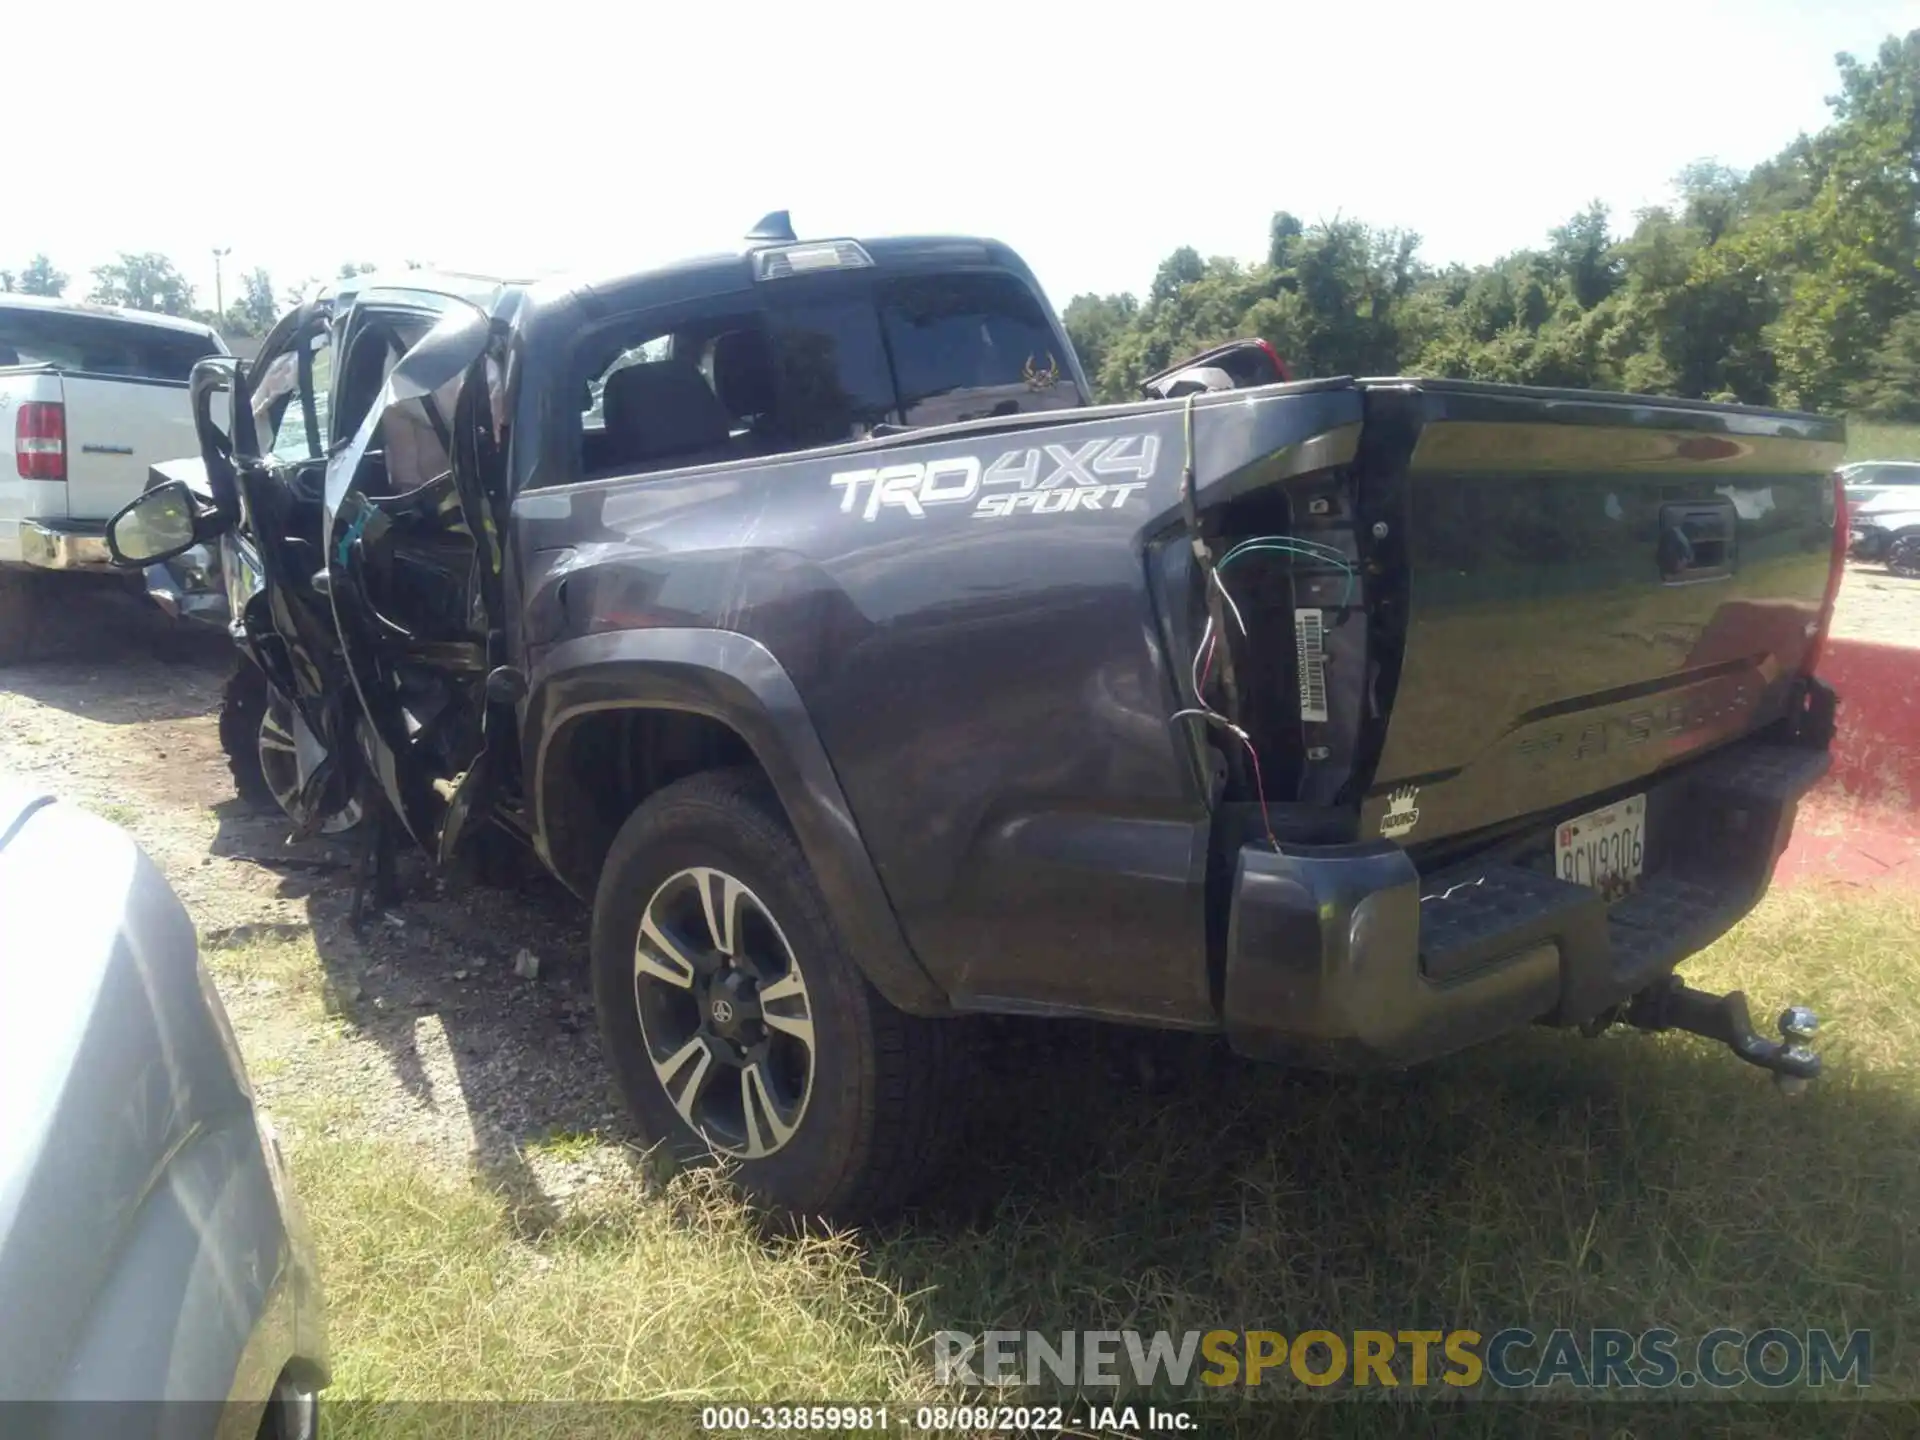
[207,888,1919,1434]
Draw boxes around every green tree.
[14,255,67,297]
[1764,33,1920,409]
[1148,247,1206,307]
[88,252,196,315]
[1846,310,1920,417]
[1050,30,1920,416]
[1061,292,1138,390]
[224,267,280,336]
[1549,201,1621,309]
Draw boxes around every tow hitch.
[1622,979,1822,1093]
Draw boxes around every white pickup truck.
[0,294,226,659]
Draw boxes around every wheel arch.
[523,628,948,1015]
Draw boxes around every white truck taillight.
[14,400,66,481]
[1802,470,1848,676]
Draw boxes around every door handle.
[1657,501,1735,582]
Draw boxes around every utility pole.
[212,247,231,318]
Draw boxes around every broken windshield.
[325,303,489,529]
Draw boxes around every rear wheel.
[590,768,962,1220]
[225,659,363,834]
[254,1374,319,1440]
[1888,533,1920,579]
[220,660,276,807]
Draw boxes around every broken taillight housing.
[1802,470,1847,676]
[1256,339,1293,384]
[15,400,66,481]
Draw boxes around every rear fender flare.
[523,629,948,1016]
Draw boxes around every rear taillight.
[1257,339,1293,384]
[1803,470,1847,676]
[15,400,66,481]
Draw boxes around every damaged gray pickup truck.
[107,216,1846,1219]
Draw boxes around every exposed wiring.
[1168,394,1288,855]
[1221,533,1351,564]
[1210,567,1248,635]
[1168,708,1279,851]
[1218,536,1357,612]
[1191,615,1215,700]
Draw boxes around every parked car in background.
[0,782,327,1435]
[0,295,226,661]
[1848,486,1920,575]
[1837,458,1920,508]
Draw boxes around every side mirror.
[105,480,211,567]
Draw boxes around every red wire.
[1236,731,1279,851]
[1198,632,1215,693]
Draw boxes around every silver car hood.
[0,785,264,1403]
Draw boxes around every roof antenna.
[745,210,796,245]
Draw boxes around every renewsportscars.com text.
[934,1327,1871,1391]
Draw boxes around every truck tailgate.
[0,370,69,561]
[1355,380,1844,848]
[54,373,199,522]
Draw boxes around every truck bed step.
[1419,863,1601,984]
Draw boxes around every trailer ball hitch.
[1625,979,1821,1092]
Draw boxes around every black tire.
[1889,534,1920,579]
[0,569,47,665]
[219,658,278,808]
[590,768,962,1221]
[256,1374,319,1440]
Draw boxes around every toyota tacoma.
[106,215,1846,1219]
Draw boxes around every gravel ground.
[0,581,625,1208]
[0,561,1912,1202]
[1833,559,1920,643]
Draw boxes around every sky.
[10,0,1920,315]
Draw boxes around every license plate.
[1555,794,1646,899]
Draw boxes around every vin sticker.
[1295,607,1329,723]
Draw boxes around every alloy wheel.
[631,866,816,1159]
[258,694,363,835]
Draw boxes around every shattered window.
[249,348,304,459]
[256,331,332,463]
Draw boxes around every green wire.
[1218,538,1357,611]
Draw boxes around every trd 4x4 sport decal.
[830,435,1159,523]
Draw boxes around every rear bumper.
[11,518,113,571]
[1223,710,1833,1070]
